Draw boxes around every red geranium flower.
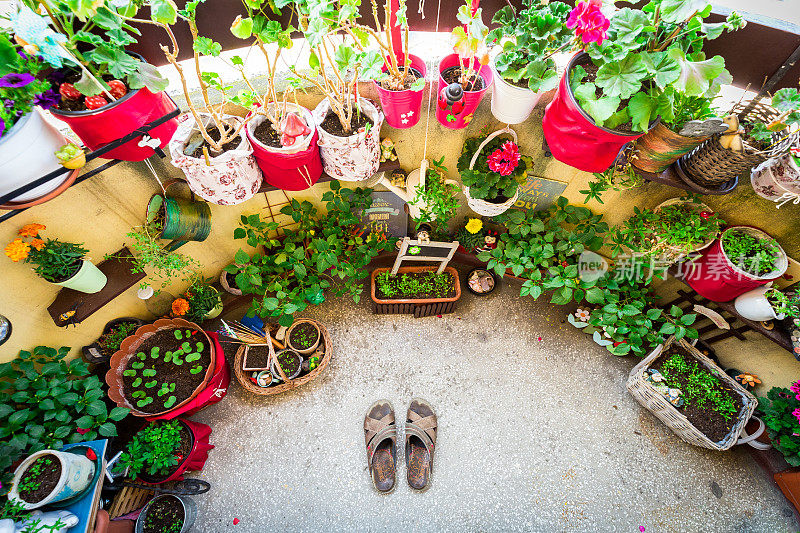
[487,141,521,176]
[567,0,610,46]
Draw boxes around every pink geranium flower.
[567,0,610,46]
[791,380,800,400]
[487,141,521,176]
[793,408,800,425]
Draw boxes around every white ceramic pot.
[53,260,107,294]
[750,154,800,202]
[734,286,785,321]
[0,109,73,202]
[313,97,383,182]
[9,450,95,510]
[489,56,542,125]
[169,113,263,205]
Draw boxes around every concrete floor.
[188,273,797,533]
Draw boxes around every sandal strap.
[364,412,394,443]
[367,425,397,463]
[408,412,437,432]
[406,422,435,454]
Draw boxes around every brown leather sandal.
[405,398,437,492]
[364,400,397,494]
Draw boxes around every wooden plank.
[47,247,144,327]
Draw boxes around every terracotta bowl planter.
[105,318,217,418]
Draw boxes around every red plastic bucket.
[50,87,178,162]
[374,54,427,129]
[436,53,492,130]
[542,52,650,173]
[681,226,788,302]
[138,418,214,484]
[246,110,323,191]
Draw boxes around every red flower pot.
[542,52,653,173]
[682,226,788,302]
[138,418,214,484]
[50,86,178,162]
[436,53,492,130]
[375,54,427,129]
[246,107,323,191]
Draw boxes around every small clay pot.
[220,270,242,296]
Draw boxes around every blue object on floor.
[240,315,265,335]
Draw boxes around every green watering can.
[146,179,212,252]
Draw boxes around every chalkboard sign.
[514,175,568,212]
[359,191,408,240]
[391,238,459,274]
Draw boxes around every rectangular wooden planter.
[370,266,461,317]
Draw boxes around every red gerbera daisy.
[487,141,521,176]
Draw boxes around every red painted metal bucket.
[542,52,650,173]
[374,54,427,129]
[681,226,788,302]
[138,418,214,484]
[50,87,178,162]
[436,53,492,130]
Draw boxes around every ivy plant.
[411,156,459,232]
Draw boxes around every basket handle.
[267,330,290,383]
[468,126,518,171]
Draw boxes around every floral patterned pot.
[750,154,800,203]
[313,98,383,182]
[169,113,263,205]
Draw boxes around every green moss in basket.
[457,135,531,201]
[190,365,203,375]
[721,230,780,276]
[659,352,737,420]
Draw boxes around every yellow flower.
[18,223,46,238]
[30,238,45,251]
[465,218,483,234]
[5,239,30,262]
[171,298,190,316]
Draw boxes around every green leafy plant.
[660,351,738,420]
[231,181,395,326]
[178,277,220,322]
[5,224,90,283]
[411,157,459,231]
[458,134,531,201]
[741,88,800,147]
[99,321,139,355]
[116,420,184,479]
[449,0,490,89]
[488,0,572,93]
[766,289,800,319]
[721,229,781,276]
[0,346,128,483]
[375,270,454,299]
[0,498,67,533]
[759,384,800,466]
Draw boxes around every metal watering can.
[145,179,211,252]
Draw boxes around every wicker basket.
[677,102,800,188]
[462,127,520,216]
[233,318,332,396]
[626,336,756,450]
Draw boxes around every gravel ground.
[189,272,797,533]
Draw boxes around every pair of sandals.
[363,398,437,493]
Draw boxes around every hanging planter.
[169,114,263,205]
[489,55,542,125]
[50,83,179,162]
[542,53,656,173]
[246,104,323,191]
[375,54,427,129]
[313,97,383,182]
[435,54,492,129]
[750,153,800,203]
[683,226,788,302]
[0,109,79,206]
[145,180,211,252]
[632,123,709,174]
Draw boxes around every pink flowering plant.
[457,133,531,201]
[759,381,800,466]
[567,0,745,132]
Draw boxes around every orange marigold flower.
[171,298,190,316]
[30,238,45,251]
[5,239,30,262]
[18,223,46,238]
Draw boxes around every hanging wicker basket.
[233,318,332,396]
[677,101,800,188]
[462,127,520,217]
[626,336,756,451]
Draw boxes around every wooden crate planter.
[371,266,462,317]
[626,336,756,450]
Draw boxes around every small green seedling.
[175,330,183,340]
[185,352,201,363]
[123,369,137,377]
[164,351,173,364]
[163,395,177,409]
[145,379,158,388]
[136,397,153,408]
[132,390,146,399]
[181,342,191,352]
[136,352,146,359]
[196,342,204,351]
[150,348,160,359]
[132,377,142,387]
[190,365,203,375]
[132,361,144,370]
[143,368,157,377]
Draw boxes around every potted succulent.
[271,349,303,381]
[0,30,76,207]
[8,450,94,510]
[436,0,493,129]
[735,286,800,322]
[678,88,800,190]
[291,0,384,181]
[457,129,532,216]
[135,494,197,533]
[286,320,321,355]
[170,277,223,323]
[105,319,217,417]
[684,226,788,302]
[11,2,177,162]
[542,0,735,173]
[609,196,724,262]
[370,266,462,315]
[82,317,145,364]
[230,181,395,326]
[487,0,572,124]
[4,223,107,293]
[758,382,800,466]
